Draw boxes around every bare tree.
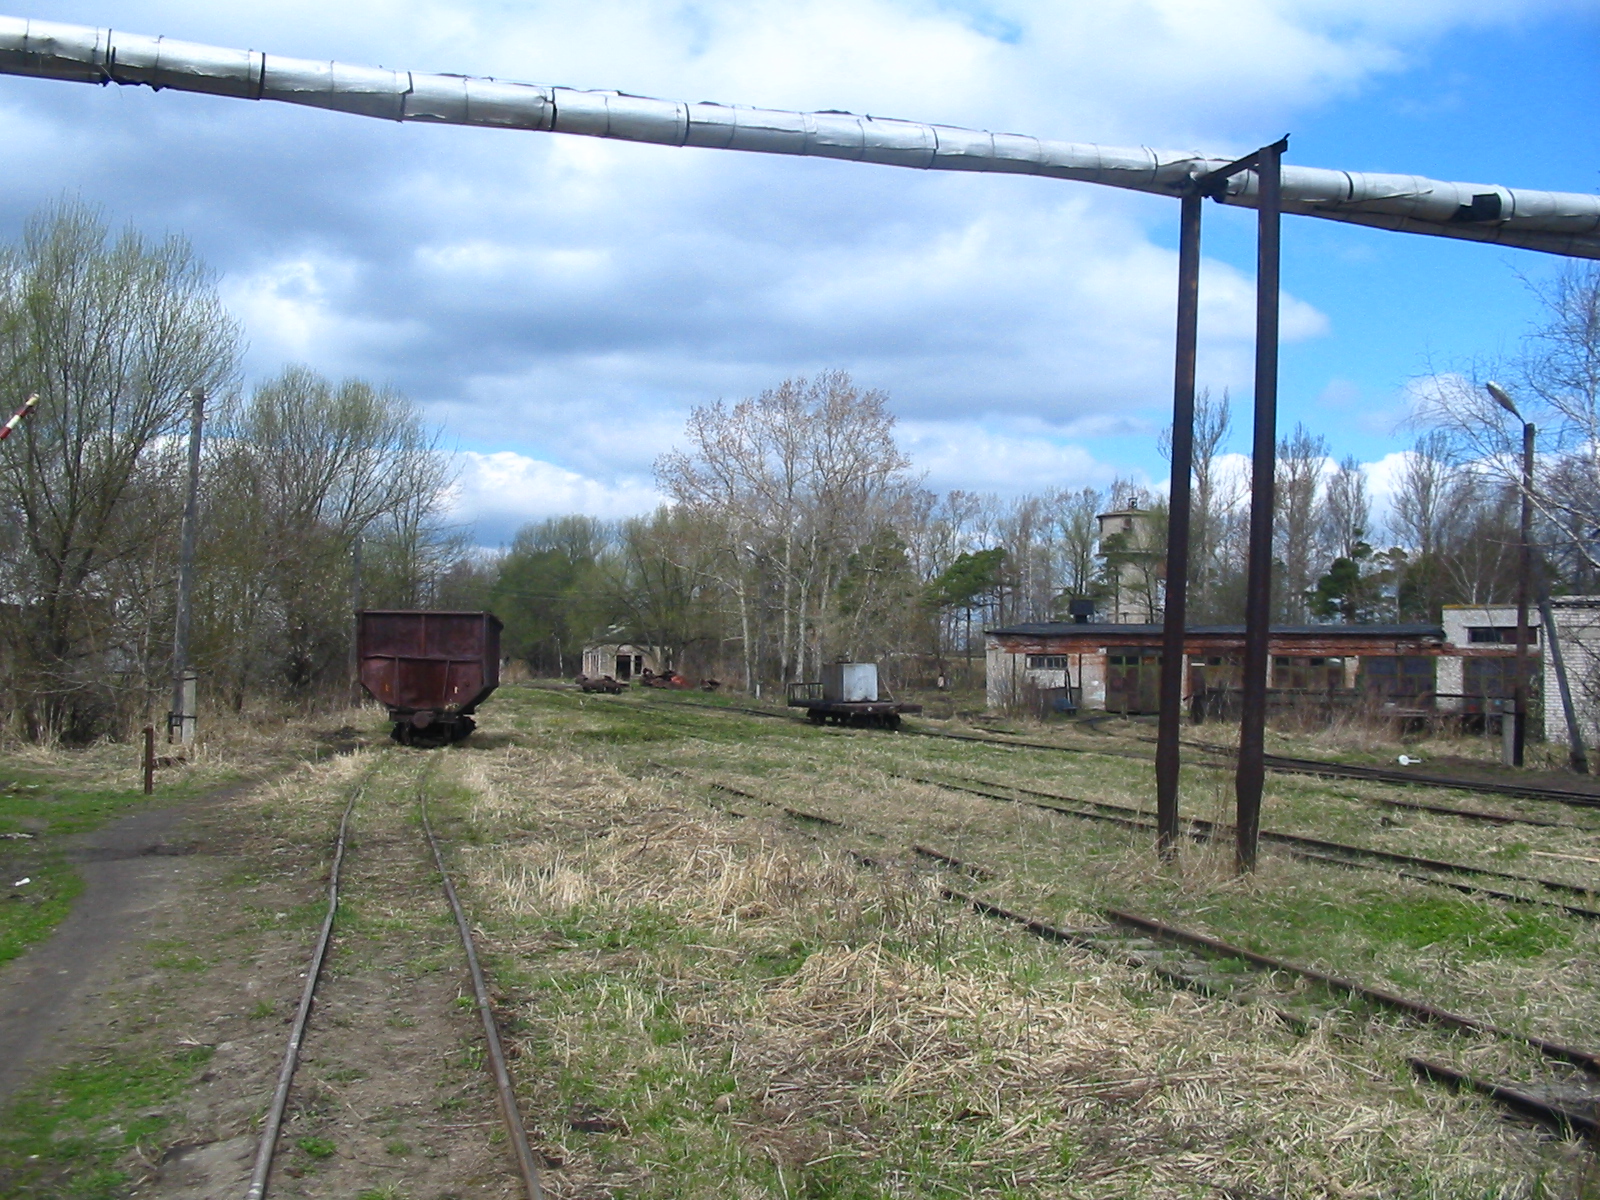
[1189,387,1239,621]
[1322,455,1371,561]
[1273,423,1329,622]
[657,371,912,687]
[1413,265,1600,592]
[1044,486,1104,611]
[201,367,452,700]
[0,200,240,737]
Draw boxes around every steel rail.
[662,763,1600,1134]
[418,784,546,1200]
[914,720,1600,809]
[1409,1058,1598,1140]
[902,771,1600,919]
[245,766,371,1200]
[1178,738,1600,808]
[935,857,1600,1078]
[628,692,1582,828]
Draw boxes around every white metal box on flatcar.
[822,662,878,703]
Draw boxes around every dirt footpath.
[0,797,210,1106]
[0,755,524,1200]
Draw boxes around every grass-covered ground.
[434,685,1599,1197]
[3,689,1596,1197]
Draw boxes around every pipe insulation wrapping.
[0,16,1596,259]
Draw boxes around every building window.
[1027,655,1069,670]
[1467,626,1539,644]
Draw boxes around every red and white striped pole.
[0,394,39,441]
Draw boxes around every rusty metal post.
[143,725,155,794]
[1155,191,1203,860]
[1234,137,1287,875]
[1513,420,1533,767]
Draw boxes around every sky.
[0,0,1595,545]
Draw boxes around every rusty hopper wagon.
[358,610,502,746]
[787,662,921,729]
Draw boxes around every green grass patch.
[296,1135,336,1159]
[0,1045,213,1199]
[0,857,84,966]
[0,761,226,966]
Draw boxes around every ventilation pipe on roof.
[0,16,1595,259]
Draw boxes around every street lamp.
[1486,381,1533,768]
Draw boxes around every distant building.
[985,621,1440,715]
[581,642,662,682]
[1437,605,1541,716]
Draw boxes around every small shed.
[581,642,663,682]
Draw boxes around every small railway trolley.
[787,662,921,729]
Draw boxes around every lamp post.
[1486,382,1533,768]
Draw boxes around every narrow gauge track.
[622,691,1582,828]
[897,771,1600,921]
[246,756,545,1200]
[1180,738,1600,810]
[656,763,1600,1140]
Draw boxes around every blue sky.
[0,1,1594,544]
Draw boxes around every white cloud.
[898,418,1139,494]
[448,450,664,544]
[0,0,1580,542]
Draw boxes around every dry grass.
[0,700,380,799]
[436,715,1597,1199]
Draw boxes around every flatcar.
[357,610,502,745]
[786,662,920,729]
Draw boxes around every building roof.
[986,622,1444,638]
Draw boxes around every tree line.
[0,202,465,741]
[3,193,1593,737]
[479,265,1599,695]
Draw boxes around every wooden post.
[143,725,155,795]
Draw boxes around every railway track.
[896,770,1600,921]
[656,763,1600,1141]
[624,690,1589,828]
[246,755,544,1200]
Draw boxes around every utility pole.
[1487,382,1533,768]
[169,388,205,745]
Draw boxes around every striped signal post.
[0,394,39,442]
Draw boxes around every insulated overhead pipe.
[0,17,1597,259]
